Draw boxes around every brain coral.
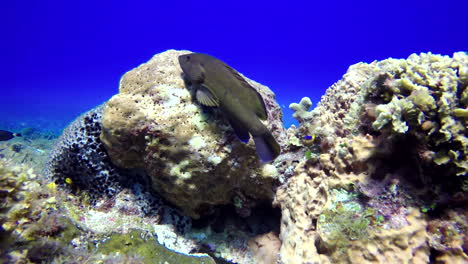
[100,50,287,218]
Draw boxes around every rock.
[248,231,282,264]
[100,49,287,218]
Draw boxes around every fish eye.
[186,56,191,61]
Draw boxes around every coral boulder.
[100,50,286,218]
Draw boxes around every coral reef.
[13,50,465,264]
[35,50,290,263]
[0,133,53,172]
[100,49,287,218]
[366,53,468,177]
[44,104,194,234]
[276,52,468,263]
[0,159,81,263]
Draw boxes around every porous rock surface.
[100,50,287,219]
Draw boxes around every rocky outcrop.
[278,52,468,263]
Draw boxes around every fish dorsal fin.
[196,86,219,107]
[224,64,268,120]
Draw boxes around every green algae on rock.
[97,230,216,264]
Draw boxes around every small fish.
[178,53,281,162]
[0,130,21,141]
[303,135,313,140]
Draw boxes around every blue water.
[2,0,467,134]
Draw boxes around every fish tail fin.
[253,133,280,163]
[13,133,22,137]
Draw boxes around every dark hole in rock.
[315,235,332,255]
[361,133,466,216]
[429,248,442,263]
[192,202,281,236]
[189,201,282,263]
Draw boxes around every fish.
[0,130,21,141]
[178,53,281,162]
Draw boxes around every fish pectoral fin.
[227,118,250,143]
[196,86,219,107]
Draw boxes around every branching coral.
[289,97,314,123]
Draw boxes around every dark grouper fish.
[0,130,21,141]
[178,53,281,162]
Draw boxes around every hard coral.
[248,231,281,264]
[44,104,193,234]
[289,97,313,123]
[427,208,468,262]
